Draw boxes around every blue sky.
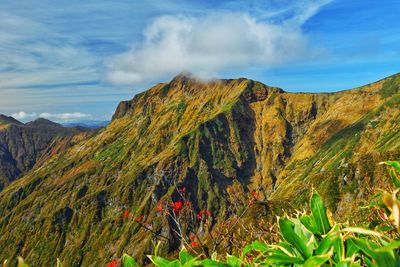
[0,0,399,122]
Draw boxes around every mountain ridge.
[0,116,93,190]
[0,73,399,266]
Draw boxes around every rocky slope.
[0,73,399,266]
[0,116,91,190]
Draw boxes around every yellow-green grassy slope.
[0,73,399,266]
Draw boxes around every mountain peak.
[26,118,62,127]
[0,115,22,126]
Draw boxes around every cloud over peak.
[106,0,332,85]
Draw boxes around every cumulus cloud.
[107,0,332,85]
[12,111,91,122]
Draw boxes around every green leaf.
[201,259,230,267]
[241,240,268,257]
[381,161,400,174]
[352,238,400,267]
[123,254,138,267]
[167,260,181,267]
[303,253,330,267]
[310,190,332,235]
[389,168,400,188]
[265,250,304,265]
[278,217,313,259]
[315,225,344,262]
[336,258,362,267]
[376,240,400,252]
[345,238,359,258]
[179,248,194,265]
[148,255,172,267]
[226,255,241,267]
[300,214,319,235]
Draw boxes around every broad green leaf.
[342,227,387,239]
[389,168,400,188]
[179,248,194,265]
[381,161,400,174]
[363,256,377,267]
[316,225,344,262]
[148,255,172,267]
[201,259,230,267]
[352,238,399,267]
[310,191,332,235]
[303,253,330,267]
[345,238,359,258]
[123,254,138,267]
[265,251,304,265]
[241,240,268,257]
[226,254,241,267]
[278,217,313,259]
[336,258,362,267]
[376,240,400,252]
[276,242,298,256]
[300,214,319,234]
[167,260,181,267]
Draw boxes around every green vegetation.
[7,161,400,267]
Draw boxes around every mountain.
[0,73,399,266]
[0,117,92,190]
[62,120,110,129]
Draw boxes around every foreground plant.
[5,161,400,266]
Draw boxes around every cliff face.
[0,73,399,266]
[0,117,90,190]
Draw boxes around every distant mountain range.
[0,73,399,266]
[0,115,93,190]
[62,120,109,129]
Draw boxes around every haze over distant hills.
[0,72,398,266]
[61,120,109,129]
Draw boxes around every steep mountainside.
[0,116,91,190]
[0,73,399,266]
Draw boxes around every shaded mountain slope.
[0,116,91,190]
[0,73,399,266]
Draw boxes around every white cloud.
[11,111,37,120]
[106,0,332,85]
[39,112,91,121]
[11,111,91,123]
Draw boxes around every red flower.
[108,260,118,267]
[172,201,183,213]
[196,210,212,220]
[123,210,129,219]
[189,233,196,241]
[135,215,144,223]
[191,241,199,248]
[251,191,259,200]
[157,203,164,213]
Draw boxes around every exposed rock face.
[0,73,399,266]
[0,117,91,190]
